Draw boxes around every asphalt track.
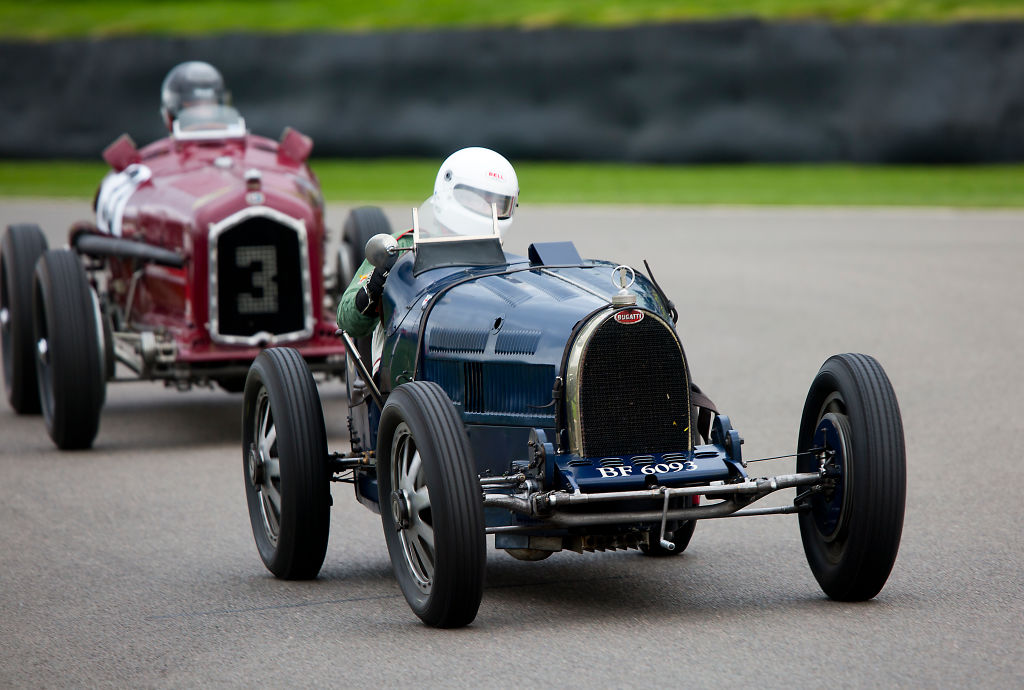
[1,199,1021,687]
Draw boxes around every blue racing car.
[240,207,906,628]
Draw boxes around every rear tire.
[242,348,331,579]
[797,353,906,601]
[339,206,392,288]
[1,224,48,413]
[377,381,485,628]
[33,249,105,449]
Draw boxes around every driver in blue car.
[337,147,519,372]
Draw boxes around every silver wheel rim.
[252,387,282,546]
[391,422,434,594]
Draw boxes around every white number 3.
[236,245,278,314]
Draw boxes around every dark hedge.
[3,21,1022,162]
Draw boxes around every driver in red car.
[159,60,230,130]
[337,147,519,374]
[95,61,237,236]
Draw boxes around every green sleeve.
[336,256,377,338]
[336,231,414,338]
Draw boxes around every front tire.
[1,224,48,413]
[797,353,906,601]
[33,249,105,449]
[378,381,485,628]
[242,348,331,579]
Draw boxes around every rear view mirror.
[102,134,139,172]
[365,233,399,269]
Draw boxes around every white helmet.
[429,147,519,239]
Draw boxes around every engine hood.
[102,133,323,244]
[379,247,675,426]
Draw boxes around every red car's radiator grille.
[215,217,304,338]
[576,315,690,457]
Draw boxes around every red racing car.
[0,102,358,449]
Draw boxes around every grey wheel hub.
[391,490,411,531]
[248,444,265,486]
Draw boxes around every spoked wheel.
[378,381,485,628]
[797,353,906,601]
[242,347,331,579]
[32,249,105,449]
[1,224,48,413]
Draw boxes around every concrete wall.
[2,20,1022,161]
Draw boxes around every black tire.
[339,206,391,365]
[339,206,392,289]
[639,518,696,557]
[797,353,906,601]
[377,381,485,628]
[242,347,330,579]
[1,224,48,413]
[33,249,105,450]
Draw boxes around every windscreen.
[173,105,246,140]
[414,198,502,243]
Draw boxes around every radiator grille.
[424,359,554,417]
[463,362,554,415]
[576,314,690,457]
[215,217,305,338]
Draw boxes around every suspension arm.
[481,470,825,528]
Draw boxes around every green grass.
[3,159,1024,207]
[3,1,1024,39]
